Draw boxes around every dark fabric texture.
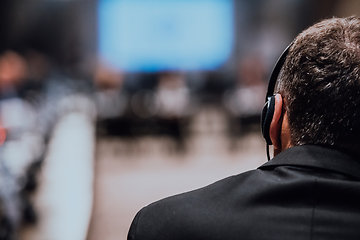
[127,145,360,240]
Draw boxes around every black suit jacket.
[127,145,360,240]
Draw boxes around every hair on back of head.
[276,16,360,156]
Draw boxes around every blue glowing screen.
[98,0,234,72]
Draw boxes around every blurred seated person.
[0,50,27,99]
[156,72,190,119]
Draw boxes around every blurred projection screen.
[98,0,234,72]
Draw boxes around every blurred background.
[0,0,359,239]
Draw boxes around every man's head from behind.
[275,16,360,156]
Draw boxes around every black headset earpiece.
[261,42,293,159]
[261,95,276,145]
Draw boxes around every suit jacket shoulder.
[128,145,360,240]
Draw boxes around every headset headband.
[262,41,293,160]
[265,42,293,101]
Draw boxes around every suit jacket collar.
[259,145,360,179]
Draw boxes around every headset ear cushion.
[261,95,275,145]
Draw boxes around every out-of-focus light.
[98,0,234,72]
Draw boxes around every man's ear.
[269,94,283,151]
